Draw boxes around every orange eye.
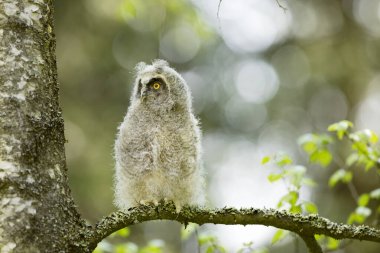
[153,82,160,90]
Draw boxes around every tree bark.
[0,0,85,252]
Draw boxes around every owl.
[114,59,205,212]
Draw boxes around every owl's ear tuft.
[135,62,147,73]
[152,59,169,68]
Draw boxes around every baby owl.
[114,59,204,211]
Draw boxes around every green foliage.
[263,153,317,215]
[298,134,333,167]
[237,242,269,253]
[347,206,372,225]
[198,233,226,253]
[271,229,289,244]
[139,240,164,253]
[263,153,318,245]
[115,228,130,238]
[299,121,380,229]
[302,201,318,214]
[315,235,340,251]
[262,120,380,251]
[326,121,380,227]
[93,229,163,253]
[118,0,213,38]
[329,121,380,172]
[328,169,352,187]
[328,120,353,140]
[358,194,370,207]
[261,156,271,165]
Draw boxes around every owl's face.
[131,59,191,113]
[137,76,171,108]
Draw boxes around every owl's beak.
[140,89,148,101]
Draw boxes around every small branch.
[81,202,380,252]
[300,235,323,253]
[217,0,223,20]
[276,0,287,12]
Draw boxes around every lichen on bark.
[0,1,84,252]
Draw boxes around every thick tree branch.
[80,202,380,252]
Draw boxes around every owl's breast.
[152,124,197,176]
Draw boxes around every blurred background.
[55,0,380,252]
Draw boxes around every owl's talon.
[139,199,160,207]
[174,202,182,213]
[139,199,148,206]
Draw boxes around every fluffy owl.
[114,59,205,212]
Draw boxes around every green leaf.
[116,227,130,237]
[140,240,165,253]
[364,129,379,144]
[290,204,302,214]
[346,153,359,166]
[365,160,375,171]
[92,248,103,253]
[301,178,317,187]
[267,173,283,183]
[271,229,289,244]
[351,141,368,155]
[370,188,380,199]
[120,1,137,20]
[298,134,318,154]
[348,207,372,224]
[303,201,318,214]
[286,166,306,188]
[206,246,214,253]
[343,171,353,183]
[115,243,138,253]
[326,237,340,250]
[279,191,299,206]
[310,149,332,167]
[261,156,271,165]
[276,154,293,167]
[328,169,352,187]
[216,245,227,253]
[328,120,353,139]
[347,213,364,224]
[198,234,215,246]
[358,194,370,207]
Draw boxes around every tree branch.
[299,235,323,253]
[80,202,380,252]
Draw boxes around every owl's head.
[131,59,192,113]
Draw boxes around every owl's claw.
[174,202,182,213]
[139,199,159,207]
[139,199,149,206]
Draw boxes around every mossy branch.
[81,202,380,252]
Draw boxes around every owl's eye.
[152,82,161,90]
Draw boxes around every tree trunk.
[0,0,85,252]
